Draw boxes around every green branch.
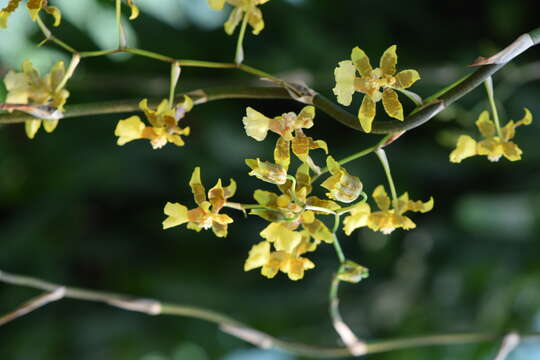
[3,23,537,136]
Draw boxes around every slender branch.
[2,27,537,135]
[2,269,531,358]
[0,287,65,326]
[329,275,367,356]
[36,16,77,53]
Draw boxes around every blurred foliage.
[1,0,540,359]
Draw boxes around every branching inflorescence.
[0,0,539,358]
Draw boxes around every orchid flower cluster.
[0,0,535,284]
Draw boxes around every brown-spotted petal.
[382,88,403,121]
[189,167,207,205]
[394,69,420,89]
[380,45,397,76]
[358,95,376,133]
[351,47,372,77]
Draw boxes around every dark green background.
[1,1,540,359]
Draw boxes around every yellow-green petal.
[382,88,403,121]
[358,95,376,133]
[244,241,270,271]
[4,71,30,104]
[162,202,189,229]
[208,0,225,10]
[114,116,145,146]
[332,60,356,106]
[407,196,434,213]
[296,106,315,129]
[44,5,61,26]
[273,137,290,170]
[126,0,140,20]
[373,185,390,211]
[189,167,207,205]
[501,121,516,141]
[449,135,477,163]
[243,107,271,141]
[224,7,243,35]
[43,119,59,133]
[394,69,420,89]
[475,111,495,138]
[260,223,301,253]
[303,219,333,243]
[343,202,371,235]
[380,45,397,76]
[516,108,533,126]
[0,11,11,29]
[261,251,287,278]
[25,119,41,139]
[502,141,522,161]
[351,47,372,77]
[248,6,264,35]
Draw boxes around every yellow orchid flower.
[321,156,363,203]
[243,163,339,280]
[333,45,420,132]
[242,106,328,173]
[207,0,271,35]
[343,185,433,235]
[163,167,236,238]
[244,240,315,281]
[115,97,192,149]
[1,0,61,29]
[450,108,532,163]
[3,59,70,139]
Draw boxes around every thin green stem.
[36,17,77,53]
[238,64,280,82]
[313,135,391,182]
[484,77,503,137]
[235,10,250,64]
[375,148,397,203]
[336,192,368,215]
[80,49,122,58]
[177,59,237,69]
[332,214,341,234]
[332,233,346,264]
[125,48,176,63]
[115,0,126,48]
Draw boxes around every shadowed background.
[1,1,540,359]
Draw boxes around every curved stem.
[314,135,392,182]
[332,233,346,264]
